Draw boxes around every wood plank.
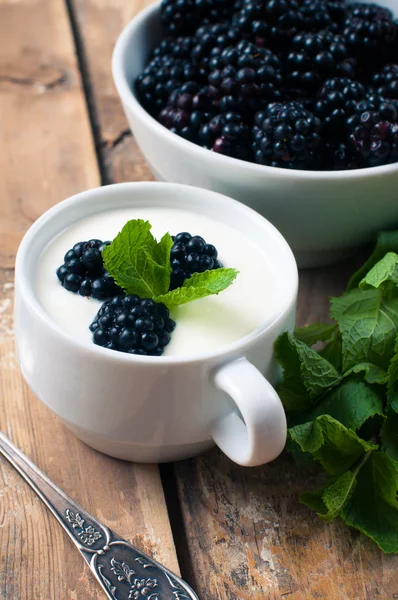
[0,1,178,598]
[174,258,398,600]
[68,0,155,184]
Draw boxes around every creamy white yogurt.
[35,207,282,356]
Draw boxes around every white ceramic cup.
[112,0,398,268]
[14,183,298,466]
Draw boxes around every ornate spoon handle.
[0,432,198,600]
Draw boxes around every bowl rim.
[112,0,398,181]
[15,182,298,366]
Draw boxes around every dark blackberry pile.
[207,41,282,115]
[158,81,215,142]
[196,0,243,25]
[233,0,303,50]
[343,3,397,67]
[298,0,346,32]
[170,232,222,290]
[315,77,366,138]
[136,55,202,115]
[285,32,356,96]
[372,64,398,100]
[198,112,251,158]
[346,98,398,167]
[161,0,197,35]
[297,0,336,33]
[161,0,242,35]
[320,140,365,170]
[191,23,240,67]
[56,240,122,300]
[90,296,176,356]
[134,0,398,170]
[252,101,322,168]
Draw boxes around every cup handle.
[211,358,287,467]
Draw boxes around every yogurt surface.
[35,207,282,356]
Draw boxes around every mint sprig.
[275,235,398,554]
[155,269,238,309]
[102,219,238,309]
[102,220,173,298]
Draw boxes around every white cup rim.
[15,182,298,366]
[112,1,398,181]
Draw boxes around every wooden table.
[0,1,397,598]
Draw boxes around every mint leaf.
[275,333,341,412]
[319,333,342,371]
[388,337,398,412]
[302,452,398,553]
[294,322,338,346]
[285,437,317,468]
[102,220,172,298]
[359,252,398,291]
[345,362,388,385]
[301,470,359,521]
[289,414,376,475]
[295,380,384,432]
[341,451,398,554]
[153,232,173,280]
[347,231,398,291]
[381,410,398,461]
[273,235,398,553]
[330,288,398,371]
[299,487,328,514]
[155,268,238,309]
[289,420,323,454]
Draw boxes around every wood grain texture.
[69,0,155,184]
[0,0,178,598]
[174,258,398,600]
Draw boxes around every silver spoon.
[0,432,199,600]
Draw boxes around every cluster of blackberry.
[56,239,123,300]
[170,231,222,289]
[56,231,221,355]
[135,0,398,170]
[90,296,176,356]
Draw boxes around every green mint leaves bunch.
[102,219,238,309]
[275,231,398,554]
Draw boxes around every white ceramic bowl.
[112,0,398,268]
[14,182,298,465]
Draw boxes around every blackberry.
[233,0,302,51]
[198,112,251,158]
[161,0,197,36]
[372,64,398,100]
[252,101,322,169]
[56,240,122,300]
[195,0,243,25]
[320,141,365,169]
[297,0,346,33]
[192,23,243,66]
[90,296,176,356]
[285,32,356,96]
[207,41,282,115]
[161,0,242,36]
[135,0,398,170]
[152,36,195,59]
[346,99,398,167]
[326,0,347,24]
[170,232,222,290]
[296,0,334,33]
[315,77,366,139]
[158,81,215,142]
[136,55,200,115]
[343,3,397,67]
